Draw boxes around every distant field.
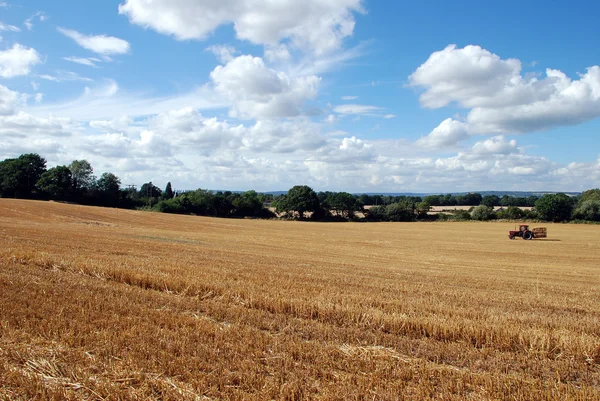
[1,199,599,400]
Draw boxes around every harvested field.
[1,199,600,400]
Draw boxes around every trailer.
[508,224,547,240]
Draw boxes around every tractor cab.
[519,224,529,232]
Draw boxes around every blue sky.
[0,0,599,192]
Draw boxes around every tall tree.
[36,166,72,200]
[534,194,575,222]
[0,153,47,198]
[97,172,121,207]
[69,160,95,193]
[276,185,320,219]
[163,182,174,199]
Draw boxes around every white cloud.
[37,71,93,83]
[243,119,327,153]
[57,27,130,56]
[416,118,468,149]
[31,81,39,91]
[29,80,227,121]
[80,131,173,159]
[471,135,518,155]
[210,55,320,119]
[0,111,76,137]
[342,95,358,100]
[118,0,364,55]
[0,84,22,115]
[411,45,600,144]
[0,44,41,78]
[34,93,43,103]
[89,115,135,133]
[24,12,45,31]
[333,104,381,115]
[206,45,236,64]
[63,56,99,67]
[0,21,20,32]
[333,104,394,119]
[264,44,291,63]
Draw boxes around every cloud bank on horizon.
[0,0,599,192]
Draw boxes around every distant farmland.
[1,199,599,400]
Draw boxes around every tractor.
[508,224,547,240]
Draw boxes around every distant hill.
[260,190,581,197]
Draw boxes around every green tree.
[496,206,525,220]
[139,182,162,199]
[578,189,600,206]
[0,153,47,198]
[534,194,575,222]
[573,200,600,221]
[471,205,495,221]
[69,160,95,193]
[232,190,263,217]
[329,192,362,219]
[36,166,72,200]
[97,173,121,206]
[481,195,500,207]
[276,185,320,219]
[163,182,174,199]
[385,203,414,221]
[415,200,431,218]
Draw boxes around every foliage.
[36,166,73,201]
[69,160,95,193]
[578,189,600,206]
[481,195,500,207]
[328,192,363,219]
[534,193,575,222]
[496,206,525,220]
[96,173,122,207]
[275,185,320,219]
[471,205,495,221]
[573,200,600,222]
[163,182,174,200]
[0,153,47,198]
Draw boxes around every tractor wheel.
[509,235,515,240]
[523,231,533,240]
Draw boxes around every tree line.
[1,153,599,223]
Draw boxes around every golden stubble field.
[1,199,599,400]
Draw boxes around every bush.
[496,206,525,220]
[471,205,495,221]
[453,210,472,221]
[573,200,600,222]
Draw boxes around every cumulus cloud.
[80,131,173,159]
[416,118,468,149]
[411,45,600,146]
[0,84,22,115]
[118,0,364,55]
[0,44,41,78]
[57,27,130,56]
[206,45,237,64]
[0,111,76,137]
[243,119,327,153]
[210,55,320,119]
[471,135,518,155]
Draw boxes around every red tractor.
[508,224,547,240]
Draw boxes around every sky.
[0,0,599,193]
